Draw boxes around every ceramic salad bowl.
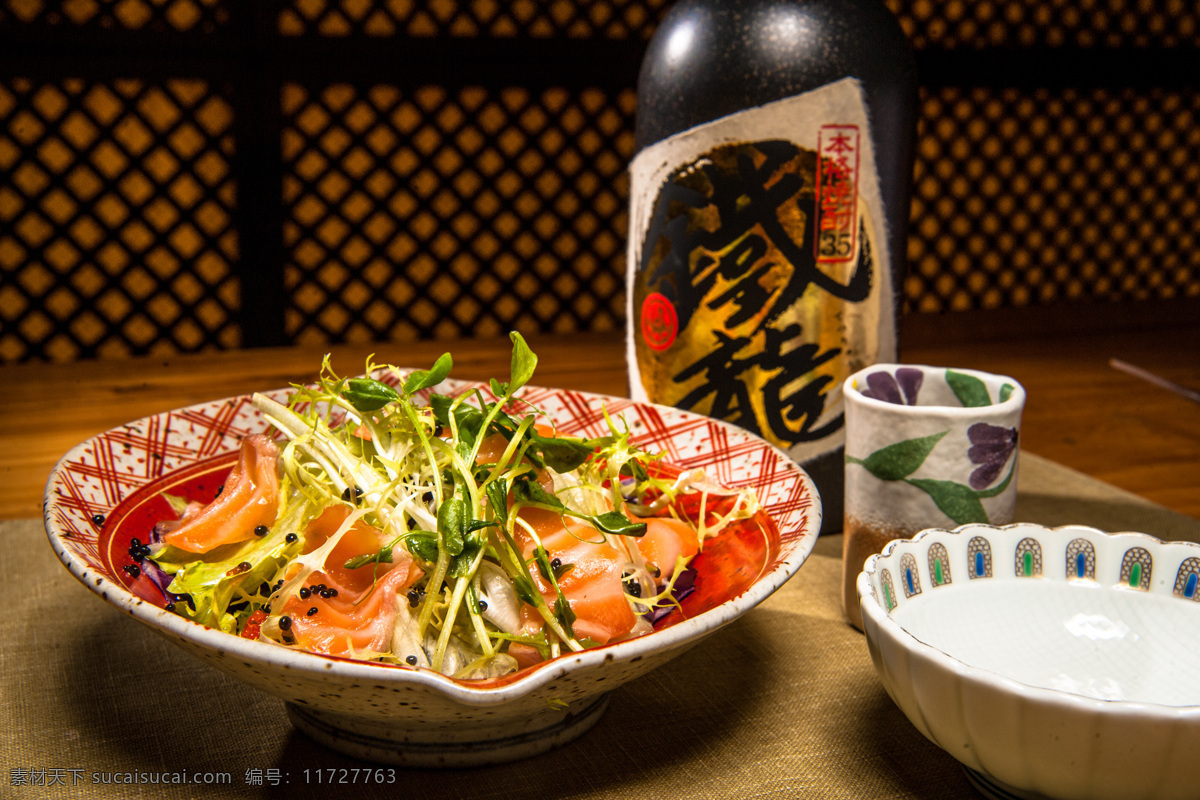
[859,523,1200,800]
[44,377,821,767]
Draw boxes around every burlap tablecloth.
[5,453,1199,799]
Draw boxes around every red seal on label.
[640,292,678,351]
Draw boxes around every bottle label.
[626,78,896,465]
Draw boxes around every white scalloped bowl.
[44,377,821,767]
[858,523,1200,800]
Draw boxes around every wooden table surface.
[2,317,1198,522]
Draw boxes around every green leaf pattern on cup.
[846,429,1016,526]
[945,370,992,408]
[905,465,1014,525]
[846,431,947,481]
[942,369,1017,409]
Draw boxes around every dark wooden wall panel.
[1,0,1198,362]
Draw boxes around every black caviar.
[254,525,269,537]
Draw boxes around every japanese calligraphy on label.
[626,78,895,466]
[815,125,861,264]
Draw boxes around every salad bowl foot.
[285,694,611,768]
[963,767,1052,800]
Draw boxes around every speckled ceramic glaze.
[44,377,821,767]
[859,523,1200,800]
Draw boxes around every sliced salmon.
[514,506,637,646]
[281,506,423,656]
[474,432,511,464]
[153,500,206,537]
[508,604,550,670]
[161,434,281,553]
[299,506,390,589]
[630,514,700,580]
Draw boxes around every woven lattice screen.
[2,0,1199,362]
[281,83,635,343]
[0,77,241,361]
[891,0,1200,49]
[275,0,670,37]
[907,86,1200,312]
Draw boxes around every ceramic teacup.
[841,364,1025,629]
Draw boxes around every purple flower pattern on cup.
[862,368,924,405]
[967,422,1018,490]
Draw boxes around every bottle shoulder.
[636,0,917,149]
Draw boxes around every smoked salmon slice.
[514,506,637,646]
[161,434,281,553]
[631,514,700,580]
[280,506,423,656]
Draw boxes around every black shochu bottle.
[626,0,917,533]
